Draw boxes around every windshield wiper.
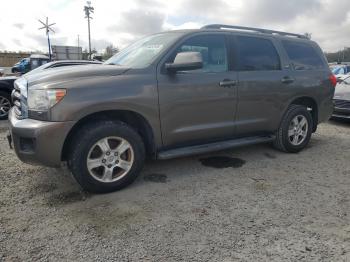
[106,62,121,66]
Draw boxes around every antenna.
[38,17,56,60]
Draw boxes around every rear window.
[237,36,281,71]
[282,41,324,70]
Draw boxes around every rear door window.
[237,36,281,71]
[282,41,324,70]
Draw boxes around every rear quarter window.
[282,40,325,70]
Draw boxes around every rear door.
[280,40,333,121]
[232,35,291,136]
[157,33,238,147]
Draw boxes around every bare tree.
[103,44,119,60]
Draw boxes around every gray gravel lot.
[0,120,350,261]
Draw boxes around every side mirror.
[165,52,203,73]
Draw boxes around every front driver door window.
[175,36,228,73]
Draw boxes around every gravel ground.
[0,120,349,261]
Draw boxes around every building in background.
[51,45,83,60]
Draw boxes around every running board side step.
[157,135,275,160]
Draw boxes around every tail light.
[329,74,337,88]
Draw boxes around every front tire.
[273,105,313,153]
[68,120,145,193]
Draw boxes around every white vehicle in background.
[330,63,350,79]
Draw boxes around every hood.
[24,64,130,87]
[334,82,350,101]
[0,76,18,81]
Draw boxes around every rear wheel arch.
[286,96,318,132]
[61,110,156,161]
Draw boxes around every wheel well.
[291,97,318,132]
[61,110,156,161]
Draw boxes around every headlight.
[28,89,66,111]
[15,77,28,97]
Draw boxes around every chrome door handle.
[219,79,237,87]
[281,76,295,84]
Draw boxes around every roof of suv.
[166,24,310,42]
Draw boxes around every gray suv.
[7,24,335,193]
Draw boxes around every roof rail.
[201,24,309,39]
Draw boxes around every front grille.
[11,82,28,119]
[12,84,22,118]
[334,99,350,109]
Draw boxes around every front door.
[157,34,238,147]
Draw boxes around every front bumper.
[8,108,76,167]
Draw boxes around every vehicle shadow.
[328,118,350,127]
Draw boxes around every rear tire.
[0,91,11,120]
[273,105,313,153]
[68,120,145,193]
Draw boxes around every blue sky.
[0,0,349,53]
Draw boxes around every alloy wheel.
[86,136,134,183]
[288,115,308,146]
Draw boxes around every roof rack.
[201,24,309,39]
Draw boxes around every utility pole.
[77,35,80,59]
[84,1,94,60]
[38,17,55,60]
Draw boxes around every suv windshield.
[104,33,181,68]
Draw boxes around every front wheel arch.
[67,120,146,193]
[61,110,156,161]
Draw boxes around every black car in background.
[0,60,102,120]
[0,76,17,120]
[333,75,350,120]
